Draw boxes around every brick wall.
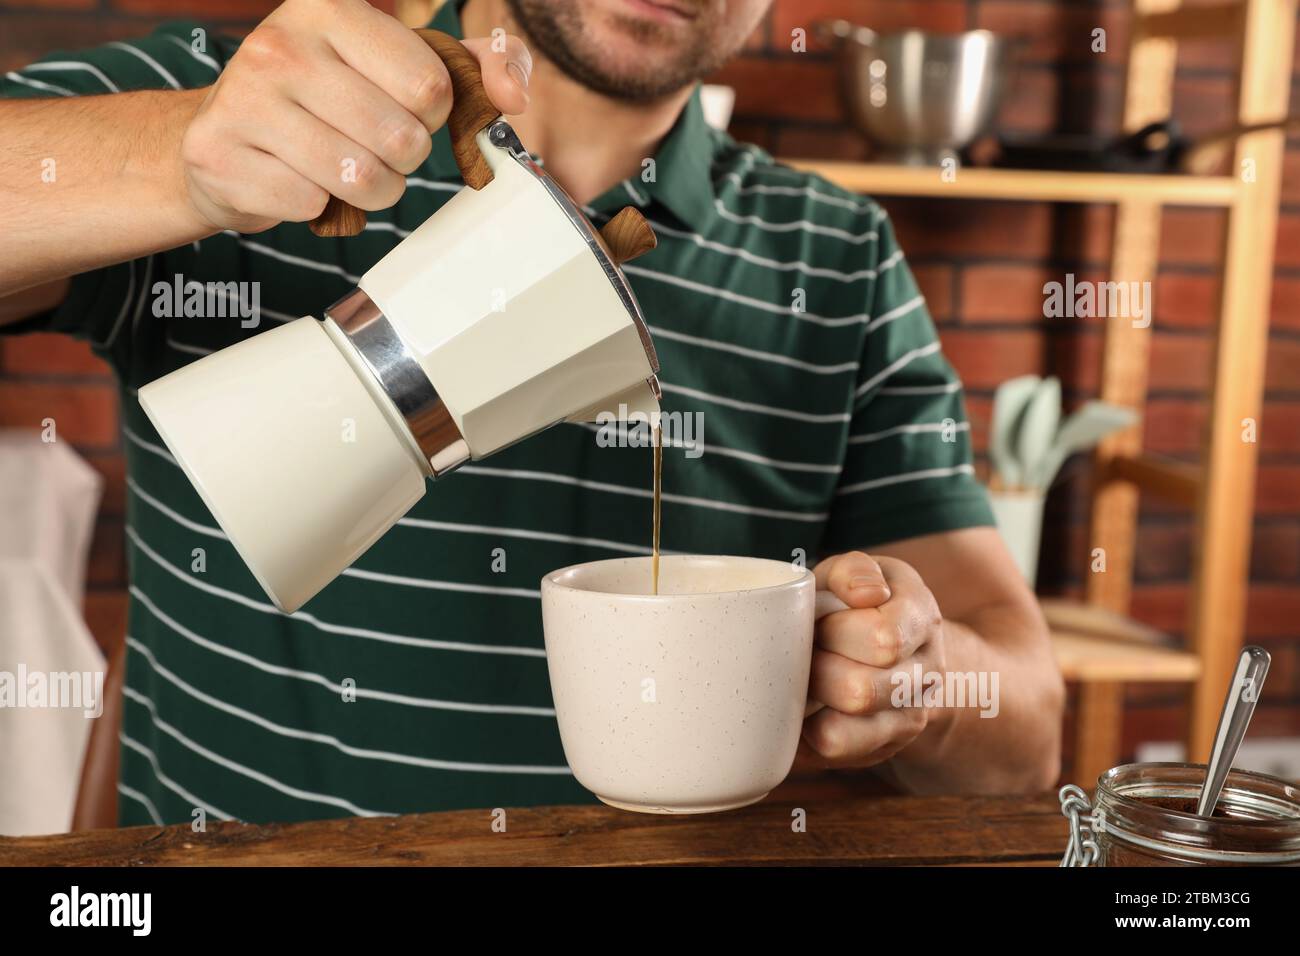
[716,0,1300,755]
[2,0,1297,763]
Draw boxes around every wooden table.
[0,777,1068,866]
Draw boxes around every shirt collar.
[590,87,717,232]
[421,1,718,232]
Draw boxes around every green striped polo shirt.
[3,3,992,825]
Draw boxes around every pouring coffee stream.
[137,27,664,613]
[651,423,663,595]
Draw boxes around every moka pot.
[138,29,661,613]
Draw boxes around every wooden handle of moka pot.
[598,207,657,265]
[310,28,502,238]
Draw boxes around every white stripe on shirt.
[164,34,221,73]
[855,341,943,399]
[119,731,235,821]
[5,71,73,96]
[625,265,868,327]
[835,463,976,496]
[849,421,970,444]
[22,60,119,92]
[126,632,571,766]
[123,686,391,817]
[108,41,181,89]
[128,595,555,717]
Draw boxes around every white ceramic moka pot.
[138,30,661,613]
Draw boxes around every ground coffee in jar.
[1061,762,1300,866]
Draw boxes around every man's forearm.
[888,602,1064,795]
[0,90,214,298]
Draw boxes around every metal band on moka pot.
[311,30,661,471]
[324,287,471,478]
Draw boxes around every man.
[0,0,1063,825]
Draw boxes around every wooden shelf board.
[1040,598,1173,648]
[780,161,1240,207]
[1052,630,1202,683]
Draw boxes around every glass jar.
[1061,762,1300,866]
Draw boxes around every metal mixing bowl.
[818,20,1014,165]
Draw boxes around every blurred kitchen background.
[2,0,1298,788]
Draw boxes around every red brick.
[1253,522,1300,580]
[1153,273,1217,328]
[1122,681,1189,711]
[0,0,98,8]
[1117,703,1187,759]
[888,200,1056,261]
[1172,15,1257,72]
[0,13,168,72]
[1,333,112,377]
[910,263,953,321]
[771,0,969,49]
[1255,639,1299,704]
[1244,586,1300,639]
[1267,275,1300,332]
[86,516,127,589]
[975,0,1130,66]
[1131,523,1194,581]
[1274,212,1300,270]
[83,589,126,657]
[954,267,1256,333]
[712,56,841,124]
[1172,75,1238,137]
[1030,329,1217,394]
[1078,68,1125,130]
[1257,465,1300,514]
[1055,517,1202,588]
[1138,697,1300,741]
[996,65,1064,134]
[1129,584,1190,634]
[772,125,867,161]
[965,394,991,455]
[1149,334,1213,392]
[729,120,777,154]
[1161,209,1225,267]
[961,267,1213,331]
[0,381,119,448]
[1267,337,1300,393]
[108,0,276,19]
[942,329,1044,388]
[1144,399,1203,455]
[83,451,126,517]
[1280,149,1300,205]
[1058,204,1115,264]
[1249,701,1300,738]
[960,264,1051,323]
[1259,401,1300,455]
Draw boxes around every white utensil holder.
[989,488,1046,588]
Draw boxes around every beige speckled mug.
[541,555,845,814]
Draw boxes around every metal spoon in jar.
[1196,645,1271,817]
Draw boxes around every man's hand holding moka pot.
[0,0,532,296]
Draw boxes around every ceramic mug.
[541,554,846,814]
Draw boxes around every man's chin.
[506,0,715,101]
[573,22,699,97]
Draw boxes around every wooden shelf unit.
[781,0,1296,786]
[782,162,1241,206]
